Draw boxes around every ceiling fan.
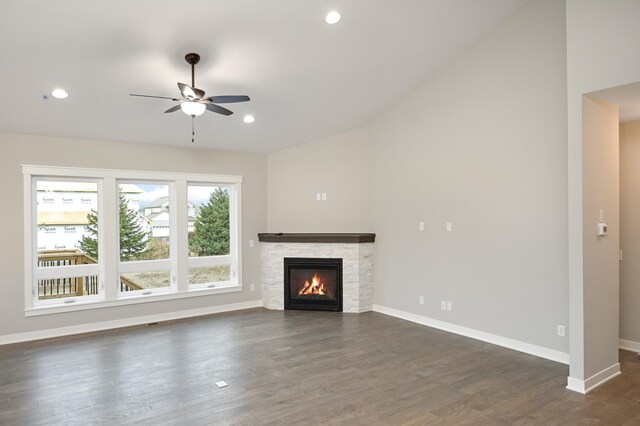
[130,53,250,141]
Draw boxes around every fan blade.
[130,94,180,101]
[178,82,205,100]
[206,103,233,116]
[164,105,182,113]
[178,82,196,99]
[206,95,250,104]
[193,87,206,99]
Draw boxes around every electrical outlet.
[419,296,424,305]
[250,284,256,292]
[419,222,425,231]
[446,301,452,311]
[249,239,255,248]
[441,300,447,310]
[557,325,565,337]
[446,222,452,232]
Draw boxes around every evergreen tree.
[79,193,148,261]
[118,193,148,260]
[79,209,99,260]
[189,188,230,256]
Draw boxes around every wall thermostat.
[597,222,608,236]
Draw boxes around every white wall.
[264,0,568,357]
[267,127,369,233]
[619,119,640,346]
[581,96,620,381]
[0,132,266,338]
[566,0,640,386]
[368,0,568,352]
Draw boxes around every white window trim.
[23,165,243,316]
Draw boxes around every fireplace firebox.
[284,257,342,311]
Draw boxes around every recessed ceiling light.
[51,88,68,99]
[243,115,255,123]
[325,11,341,25]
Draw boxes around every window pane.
[189,266,231,286]
[118,183,169,261]
[36,180,99,265]
[188,185,230,257]
[120,270,171,292]
[37,275,100,300]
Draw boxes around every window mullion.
[102,177,118,301]
[232,183,242,286]
[174,180,189,292]
[24,174,35,309]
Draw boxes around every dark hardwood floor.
[0,308,639,425]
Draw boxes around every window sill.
[25,284,243,317]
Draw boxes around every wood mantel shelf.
[257,233,376,244]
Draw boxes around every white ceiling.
[0,0,527,153]
[590,81,640,123]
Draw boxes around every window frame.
[117,179,174,297]
[186,182,237,290]
[29,176,104,307]
[23,165,243,316]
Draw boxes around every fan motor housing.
[185,53,200,65]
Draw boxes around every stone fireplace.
[259,233,375,313]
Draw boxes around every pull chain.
[191,115,195,143]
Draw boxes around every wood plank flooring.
[0,308,639,425]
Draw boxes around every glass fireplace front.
[284,257,342,311]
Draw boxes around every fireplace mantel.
[258,233,375,244]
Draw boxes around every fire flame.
[298,273,326,296]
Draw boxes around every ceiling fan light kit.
[181,101,206,116]
[130,53,251,141]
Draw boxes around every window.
[187,184,235,289]
[32,178,102,305]
[118,182,173,295]
[23,166,243,314]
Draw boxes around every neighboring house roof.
[145,196,170,209]
[119,184,145,194]
[36,182,144,194]
[37,211,90,225]
[144,197,199,221]
[37,181,98,193]
[147,211,169,221]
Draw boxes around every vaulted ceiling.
[0,0,527,152]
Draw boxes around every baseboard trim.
[619,338,640,353]
[372,304,569,365]
[566,377,585,393]
[566,363,621,394]
[0,300,263,346]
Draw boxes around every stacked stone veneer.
[261,242,374,313]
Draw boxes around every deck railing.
[37,250,142,299]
